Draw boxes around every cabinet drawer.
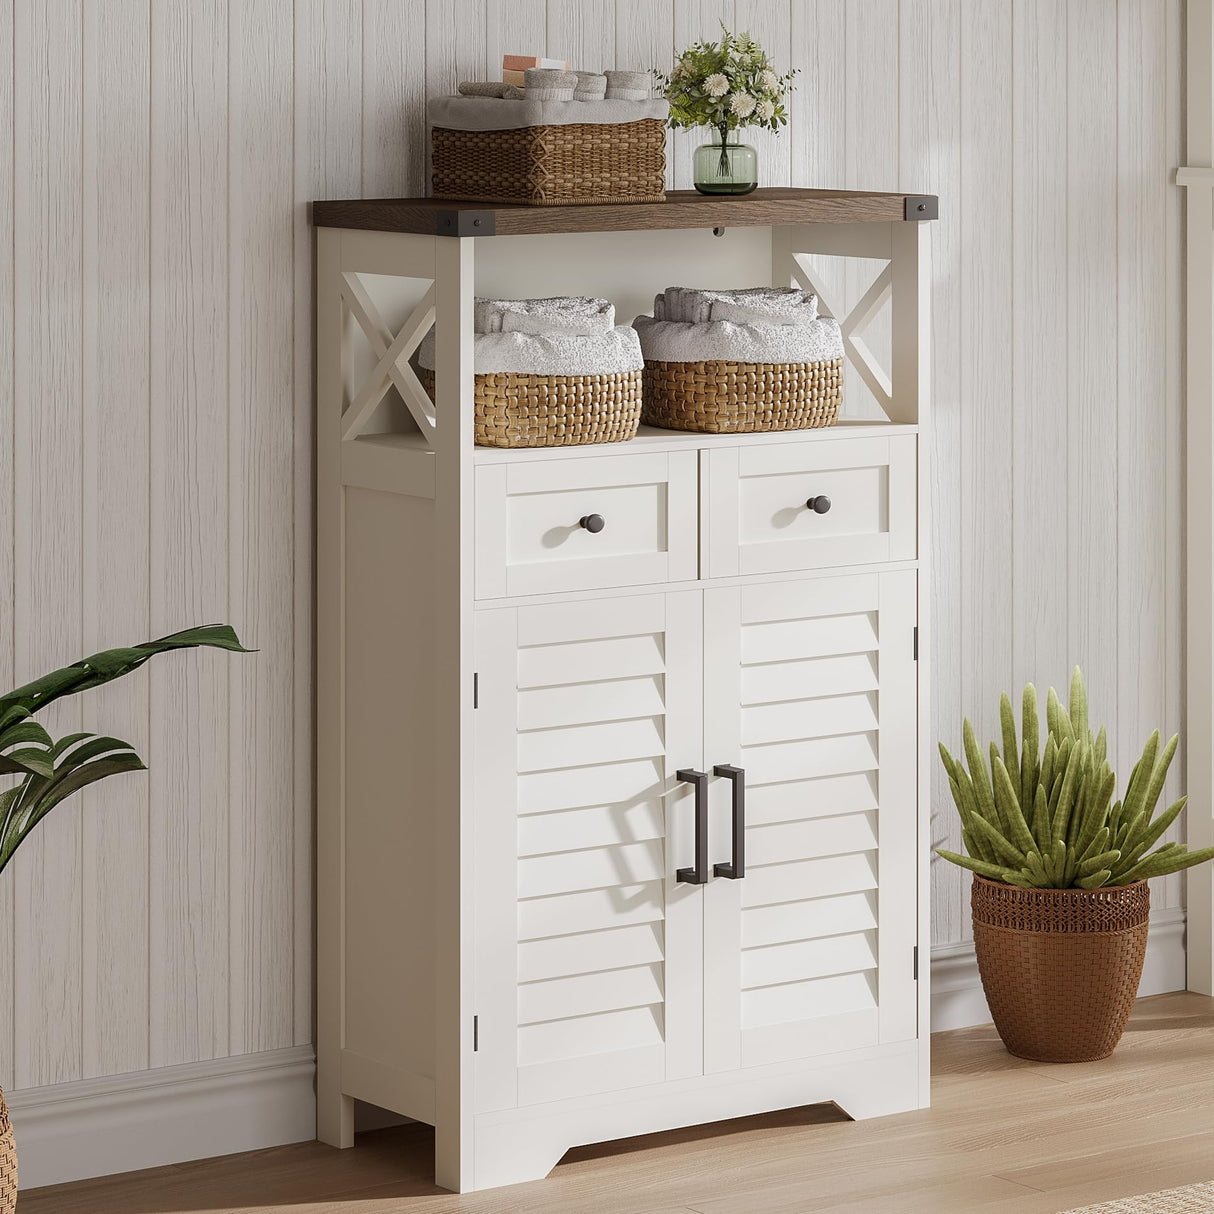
[702,435,916,577]
[475,451,698,598]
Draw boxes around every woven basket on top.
[419,365,641,449]
[641,357,843,434]
[431,120,666,206]
[0,1086,16,1213]
[972,875,1150,1063]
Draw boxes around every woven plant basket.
[419,365,642,449]
[431,120,666,206]
[641,358,843,434]
[0,1087,16,1213]
[972,875,1150,1063]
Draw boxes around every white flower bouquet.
[654,25,796,140]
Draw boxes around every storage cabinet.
[313,189,935,1193]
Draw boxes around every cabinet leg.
[317,1073,354,1149]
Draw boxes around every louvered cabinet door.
[474,592,705,1113]
[702,570,918,1073]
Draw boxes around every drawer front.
[475,451,698,598]
[702,435,916,577]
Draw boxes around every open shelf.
[311,187,938,237]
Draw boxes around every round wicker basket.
[641,357,843,434]
[0,1085,16,1212]
[418,365,642,449]
[972,875,1150,1063]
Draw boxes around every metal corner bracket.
[435,209,497,237]
[904,195,938,221]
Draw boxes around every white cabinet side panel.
[341,487,437,1088]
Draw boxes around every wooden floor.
[22,992,1214,1214]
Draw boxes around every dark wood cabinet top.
[310,188,938,237]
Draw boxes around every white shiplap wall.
[0,0,1186,1096]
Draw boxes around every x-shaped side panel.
[791,254,894,416]
[340,272,437,443]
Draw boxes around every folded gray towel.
[458,81,510,98]
[502,310,617,337]
[659,286,818,325]
[711,298,819,326]
[633,314,843,366]
[419,325,643,376]
[475,296,615,335]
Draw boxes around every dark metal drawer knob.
[806,495,832,514]
[579,513,606,533]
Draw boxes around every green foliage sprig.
[937,667,1214,889]
[0,625,249,875]
[654,24,797,135]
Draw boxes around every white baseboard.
[930,907,1188,1033]
[8,1044,316,1191]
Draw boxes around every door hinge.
[473,672,479,709]
[913,945,919,981]
[913,627,919,661]
[473,1015,479,1052]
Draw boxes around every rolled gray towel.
[604,70,649,99]
[524,67,576,100]
[573,71,607,101]
[457,80,511,98]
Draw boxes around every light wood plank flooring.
[22,992,1214,1214]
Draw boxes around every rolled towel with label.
[573,71,607,101]
[604,69,649,100]
[523,68,577,100]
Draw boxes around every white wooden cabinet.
[314,190,935,1192]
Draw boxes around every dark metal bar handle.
[676,768,709,885]
[713,764,746,879]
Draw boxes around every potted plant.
[654,25,796,196]
[937,668,1214,1063]
[0,624,248,1210]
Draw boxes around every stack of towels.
[633,287,845,365]
[418,297,644,378]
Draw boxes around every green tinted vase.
[693,127,758,196]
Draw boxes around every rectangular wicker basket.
[431,119,667,207]
[419,365,642,449]
[641,358,844,434]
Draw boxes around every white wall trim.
[8,1045,316,1191]
[931,908,1188,1033]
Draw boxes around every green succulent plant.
[0,624,249,876]
[937,667,1214,889]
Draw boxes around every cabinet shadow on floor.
[556,1102,852,1167]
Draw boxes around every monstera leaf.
[0,625,249,877]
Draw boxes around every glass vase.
[693,128,758,196]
